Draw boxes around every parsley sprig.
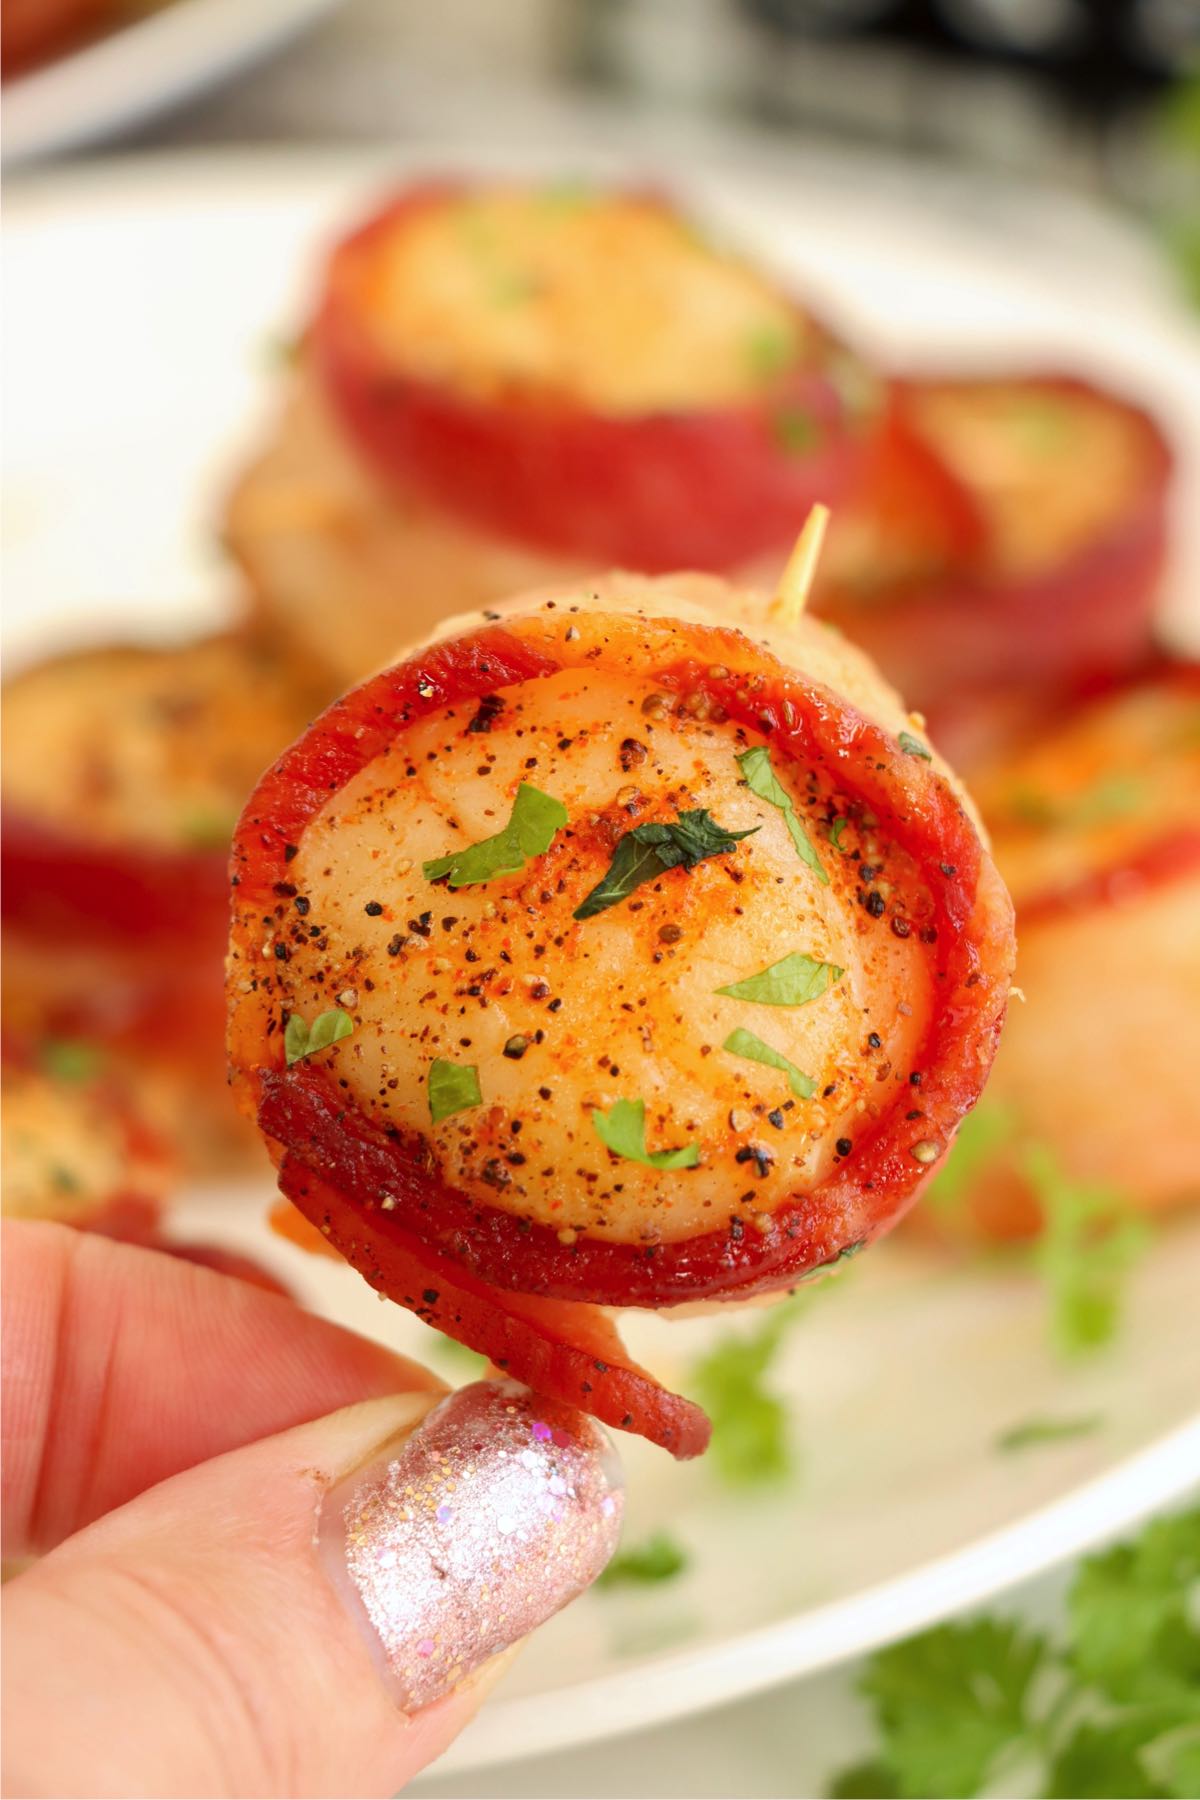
[831,1505,1200,1799]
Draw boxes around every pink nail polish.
[320,1380,624,1710]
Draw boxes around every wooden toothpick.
[770,504,830,627]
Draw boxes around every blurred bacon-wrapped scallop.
[226,181,883,686]
[817,375,1172,727]
[1,1036,175,1239]
[228,571,1015,1454]
[1,631,325,1169]
[935,663,1200,1240]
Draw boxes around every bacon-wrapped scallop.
[228,572,1015,1455]
[816,375,1172,727]
[936,662,1200,1241]
[225,181,883,686]
[1,632,325,1168]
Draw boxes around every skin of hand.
[1,1221,623,1799]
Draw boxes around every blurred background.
[4,0,1200,254]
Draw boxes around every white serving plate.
[4,145,1199,1777]
[1,0,345,167]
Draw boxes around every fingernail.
[319,1379,624,1710]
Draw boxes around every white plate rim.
[451,1421,1200,1774]
[1,0,346,167]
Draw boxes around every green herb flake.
[428,1059,483,1126]
[745,321,794,380]
[897,730,932,761]
[424,783,567,889]
[716,952,842,1008]
[925,1101,1014,1216]
[736,746,828,884]
[722,1027,815,1099]
[591,1098,699,1170]
[995,1414,1103,1454]
[829,815,849,850]
[1025,1143,1150,1357]
[1008,773,1144,832]
[688,1296,810,1487]
[574,808,757,921]
[829,1760,899,1798]
[831,1503,1200,1800]
[284,1008,355,1067]
[773,406,820,454]
[596,1531,689,1589]
[179,806,239,850]
[429,1331,488,1376]
[39,1039,103,1084]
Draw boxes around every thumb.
[2,1379,623,1799]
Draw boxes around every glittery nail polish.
[320,1379,624,1710]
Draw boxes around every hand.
[1,1221,623,1798]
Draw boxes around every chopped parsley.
[39,1039,103,1084]
[1026,1143,1150,1357]
[829,815,849,850]
[995,1414,1103,1455]
[423,783,567,889]
[688,1295,811,1487]
[773,406,820,454]
[428,1058,482,1125]
[1007,773,1144,831]
[596,1531,689,1589]
[831,1504,1200,1800]
[283,1008,354,1066]
[574,808,757,921]
[591,1098,699,1170]
[716,952,843,1007]
[722,1027,815,1099]
[179,806,239,850]
[429,1331,488,1376]
[745,321,794,380]
[736,746,828,884]
[921,1108,1148,1358]
[925,1101,1015,1215]
[897,730,932,761]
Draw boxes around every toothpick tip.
[771,504,831,626]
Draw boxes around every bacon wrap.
[312,183,868,572]
[1,811,228,949]
[229,610,1013,1454]
[818,377,1171,714]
